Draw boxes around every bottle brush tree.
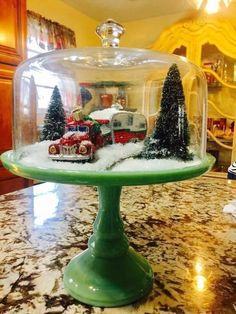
[140,63,193,161]
[41,85,66,141]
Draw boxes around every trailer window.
[113,121,122,127]
[128,115,133,126]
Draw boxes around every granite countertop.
[0,175,235,314]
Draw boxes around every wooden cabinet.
[0,0,32,194]
[151,16,236,173]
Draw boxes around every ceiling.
[62,0,196,22]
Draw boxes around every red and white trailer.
[90,107,147,144]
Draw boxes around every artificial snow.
[17,141,202,172]
[111,157,200,171]
[89,107,120,120]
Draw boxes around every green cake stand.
[1,151,215,307]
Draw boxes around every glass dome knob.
[96,18,125,48]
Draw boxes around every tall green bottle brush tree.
[41,85,66,141]
[140,63,193,161]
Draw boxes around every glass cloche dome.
[1,19,215,308]
[3,19,213,185]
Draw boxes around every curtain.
[27,10,76,51]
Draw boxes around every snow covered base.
[17,141,202,172]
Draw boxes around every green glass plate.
[1,150,215,186]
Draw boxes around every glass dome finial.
[96,18,125,48]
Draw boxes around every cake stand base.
[63,247,153,307]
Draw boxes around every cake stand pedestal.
[64,185,153,307]
[1,151,215,307]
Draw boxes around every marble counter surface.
[0,176,235,314]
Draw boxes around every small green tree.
[140,63,193,161]
[40,86,66,141]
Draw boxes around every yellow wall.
[27,0,100,47]
[122,12,192,49]
[122,7,236,49]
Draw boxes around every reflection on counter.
[193,259,207,292]
[33,183,59,226]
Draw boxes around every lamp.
[195,0,232,14]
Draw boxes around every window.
[27,10,76,57]
[113,120,122,128]
[128,115,134,126]
[78,126,89,133]
[27,37,49,58]
[27,10,77,113]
